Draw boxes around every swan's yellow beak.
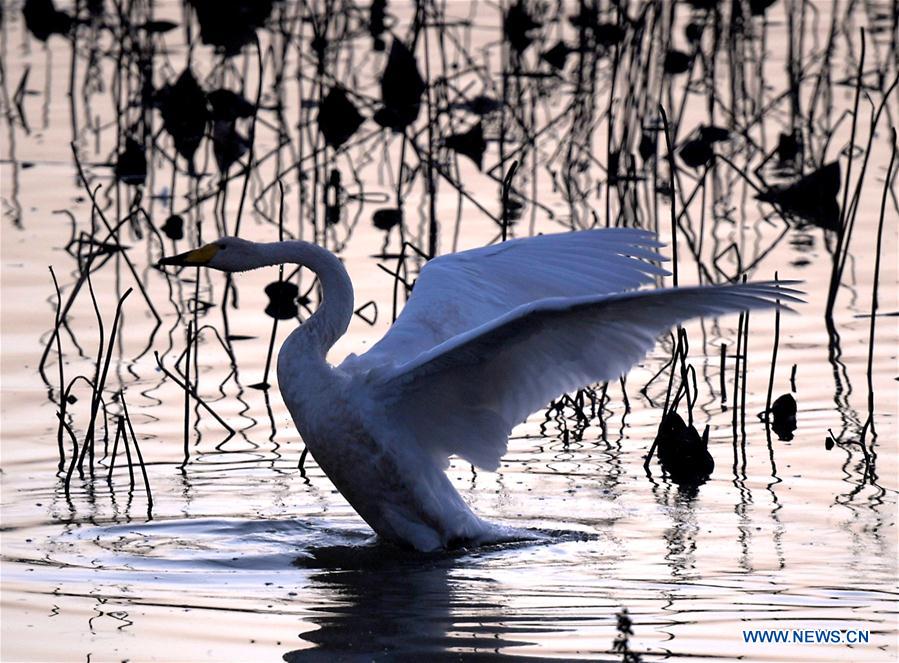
[157,243,219,267]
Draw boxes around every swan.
[159,229,799,551]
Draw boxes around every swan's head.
[157,236,261,272]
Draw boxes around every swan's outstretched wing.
[362,282,802,470]
[345,229,667,370]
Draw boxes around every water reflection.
[290,549,457,660]
[287,544,564,661]
[659,483,700,579]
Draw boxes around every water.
[1,1,897,661]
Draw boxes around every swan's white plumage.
[345,228,668,370]
[362,282,800,471]
[164,229,800,551]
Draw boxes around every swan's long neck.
[255,241,354,359]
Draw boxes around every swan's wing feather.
[346,229,668,370]
[366,281,802,470]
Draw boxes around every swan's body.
[276,309,489,550]
[160,229,799,551]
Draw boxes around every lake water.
[1,1,897,661]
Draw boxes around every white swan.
[159,229,798,551]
